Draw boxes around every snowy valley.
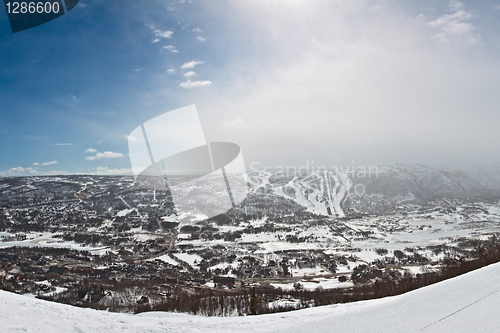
[1,164,500,319]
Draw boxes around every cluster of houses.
[0,245,244,307]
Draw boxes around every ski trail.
[420,288,500,331]
[117,195,143,218]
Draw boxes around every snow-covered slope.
[246,165,500,217]
[248,169,352,217]
[3,262,500,332]
[358,164,500,200]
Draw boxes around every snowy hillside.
[3,262,500,332]
[245,165,500,218]
[359,164,500,199]
[248,169,352,217]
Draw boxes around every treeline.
[145,238,500,316]
[145,286,304,316]
[56,232,131,246]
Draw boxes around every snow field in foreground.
[3,261,500,332]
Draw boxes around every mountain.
[246,164,500,218]
[247,169,352,218]
[2,261,500,332]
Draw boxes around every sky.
[1,0,500,176]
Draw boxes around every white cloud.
[33,161,58,166]
[196,36,206,42]
[191,1,500,170]
[449,0,464,11]
[132,68,144,73]
[85,151,125,161]
[84,148,97,153]
[150,28,174,43]
[183,71,196,77]
[154,29,173,39]
[49,143,73,146]
[0,167,38,176]
[162,45,178,53]
[180,60,205,69]
[0,167,71,176]
[223,118,246,131]
[89,167,133,175]
[428,2,481,45]
[179,80,213,88]
[166,68,176,74]
[192,27,203,33]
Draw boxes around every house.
[137,296,149,304]
[47,266,68,275]
[213,275,235,288]
[118,246,133,256]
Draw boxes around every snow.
[343,214,500,250]
[173,252,203,267]
[290,266,331,277]
[116,208,134,217]
[250,170,351,217]
[218,225,246,233]
[486,205,500,215]
[44,286,68,297]
[241,233,277,243]
[271,277,354,291]
[0,233,111,255]
[249,218,268,227]
[177,233,191,240]
[402,265,429,275]
[258,242,322,252]
[209,262,235,271]
[353,249,383,263]
[133,233,156,242]
[147,254,179,266]
[161,214,178,222]
[3,262,500,332]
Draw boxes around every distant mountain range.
[247,164,500,218]
[2,164,500,221]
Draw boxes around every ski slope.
[3,263,500,332]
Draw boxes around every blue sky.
[1,0,500,176]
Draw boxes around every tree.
[249,286,258,315]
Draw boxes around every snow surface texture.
[3,263,500,332]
